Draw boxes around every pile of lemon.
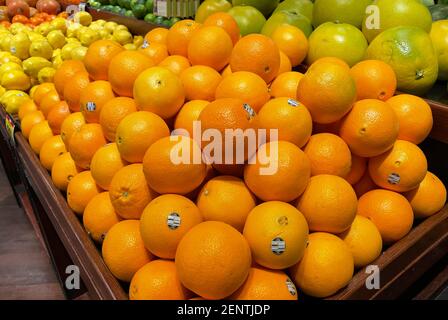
[0,12,143,114]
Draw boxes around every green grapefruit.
[307,22,368,67]
[228,6,267,36]
[366,26,438,95]
[262,10,313,37]
[232,0,279,17]
[362,0,432,43]
[313,0,373,29]
[273,0,314,22]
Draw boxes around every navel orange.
[180,65,222,101]
[80,80,116,124]
[90,143,127,190]
[69,123,107,169]
[39,135,67,171]
[140,194,203,259]
[67,171,102,215]
[99,97,138,142]
[83,40,124,81]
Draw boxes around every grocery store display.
[0,0,447,302]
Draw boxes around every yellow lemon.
[47,30,67,49]
[10,32,31,60]
[133,35,144,48]
[104,21,118,33]
[430,20,448,81]
[1,70,31,91]
[29,40,53,60]
[37,67,56,84]
[50,17,68,33]
[71,46,88,61]
[113,29,133,45]
[1,90,30,114]
[0,85,6,97]
[0,62,23,78]
[79,28,101,46]
[22,57,52,78]
[29,85,39,99]
[0,33,13,52]
[123,43,137,51]
[61,42,81,60]
[52,54,63,69]
[74,11,93,26]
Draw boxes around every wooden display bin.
[0,95,447,300]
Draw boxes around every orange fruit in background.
[358,189,414,244]
[33,83,55,106]
[199,98,256,163]
[83,192,121,243]
[312,57,350,70]
[21,110,45,139]
[278,50,292,75]
[350,60,397,101]
[230,34,280,84]
[133,67,185,119]
[51,152,82,192]
[244,141,311,202]
[63,71,90,113]
[108,50,155,98]
[67,171,102,215]
[243,201,309,270]
[289,232,354,298]
[18,100,38,121]
[102,220,153,283]
[29,120,53,154]
[339,215,383,268]
[353,171,377,198]
[130,260,191,300]
[143,136,207,195]
[188,26,233,71]
[297,174,357,234]
[140,194,203,259]
[303,133,352,178]
[230,267,298,300]
[345,154,367,185]
[215,71,270,113]
[139,42,168,65]
[90,143,127,190]
[297,61,356,124]
[404,171,447,219]
[47,101,70,135]
[197,176,256,232]
[39,90,61,117]
[339,99,399,158]
[255,97,312,148]
[99,97,138,142]
[166,19,202,57]
[271,24,308,67]
[53,60,87,96]
[80,80,116,124]
[115,111,170,163]
[39,135,67,171]
[175,221,252,300]
[83,39,124,81]
[387,94,433,144]
[144,27,169,45]
[180,65,222,101]
[174,100,209,138]
[158,55,191,76]
[69,123,107,169]
[270,71,304,99]
[60,112,85,149]
[369,140,428,193]
[203,12,240,45]
[109,164,157,220]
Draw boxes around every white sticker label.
[286,278,297,296]
[271,237,285,255]
[167,212,181,230]
[243,103,256,119]
[141,40,149,49]
[388,173,400,185]
[288,99,299,107]
[10,47,16,53]
[86,102,96,112]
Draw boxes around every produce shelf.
[87,8,167,36]
[0,99,447,299]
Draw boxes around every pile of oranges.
[18,12,447,300]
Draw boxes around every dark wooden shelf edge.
[329,206,448,300]
[87,8,167,36]
[14,132,127,300]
